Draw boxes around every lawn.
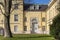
[0,34,55,40]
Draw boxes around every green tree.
[50,13,60,40]
[50,0,60,40]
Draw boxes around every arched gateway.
[30,18,39,33]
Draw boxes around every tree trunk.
[4,15,12,37]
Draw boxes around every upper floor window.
[14,14,18,21]
[24,17,27,22]
[39,6,41,9]
[30,5,34,10]
[29,5,40,10]
[14,4,19,9]
[35,5,39,10]
[42,17,45,22]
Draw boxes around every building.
[0,0,58,35]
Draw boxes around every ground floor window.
[0,28,4,35]
[14,25,18,32]
[42,26,46,31]
[24,26,27,31]
[42,26,46,32]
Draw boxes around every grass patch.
[0,34,55,40]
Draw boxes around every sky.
[24,0,51,5]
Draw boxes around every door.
[31,18,38,33]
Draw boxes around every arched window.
[32,18,38,24]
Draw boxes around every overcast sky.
[24,0,51,4]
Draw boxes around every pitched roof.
[24,4,48,11]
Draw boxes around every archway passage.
[31,18,39,33]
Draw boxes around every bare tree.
[0,0,13,37]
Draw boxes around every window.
[14,14,18,21]
[14,4,19,9]
[35,5,39,10]
[1,20,3,23]
[42,17,45,22]
[14,25,18,32]
[30,5,34,10]
[42,26,46,31]
[24,17,27,22]
[24,26,27,31]
[31,18,38,24]
[39,6,41,9]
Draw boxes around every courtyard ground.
[0,34,55,40]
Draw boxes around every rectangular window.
[1,20,3,23]
[14,25,18,32]
[24,17,27,22]
[39,6,41,10]
[35,5,39,10]
[30,5,34,10]
[14,14,18,21]
[42,17,45,22]
[24,26,27,31]
[14,4,19,9]
[42,26,46,31]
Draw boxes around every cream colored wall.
[0,14,4,28]
[0,0,58,34]
[24,11,47,34]
[47,0,58,21]
[46,0,58,34]
[0,0,24,34]
[10,11,23,34]
[0,5,5,28]
[47,1,58,24]
[10,0,23,34]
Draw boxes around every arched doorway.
[31,18,38,33]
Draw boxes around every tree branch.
[10,7,15,13]
[0,7,6,16]
[10,3,20,14]
[0,2,4,7]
